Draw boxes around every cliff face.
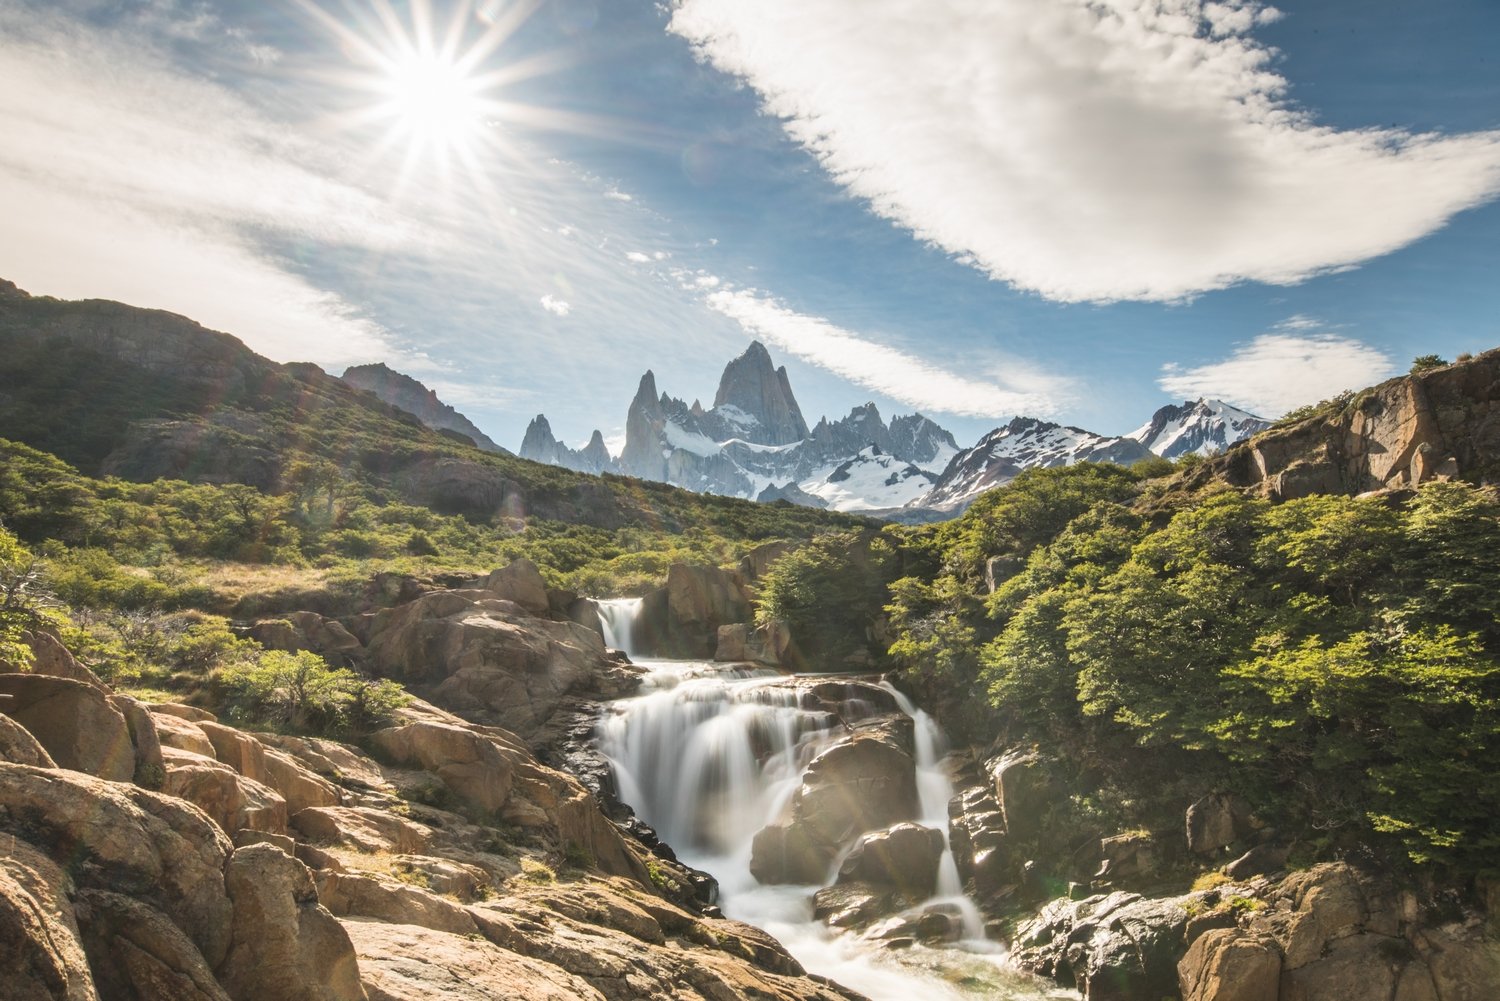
[340,363,507,454]
[1195,348,1500,500]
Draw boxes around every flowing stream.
[593,602,1073,1000]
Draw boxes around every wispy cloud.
[1159,326,1398,416]
[671,0,1500,303]
[539,294,572,316]
[704,288,1065,417]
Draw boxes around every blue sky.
[1,0,1496,452]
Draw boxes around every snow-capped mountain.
[1128,399,1270,458]
[915,417,1155,512]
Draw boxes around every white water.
[596,597,644,657]
[595,612,1071,1000]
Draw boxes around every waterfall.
[596,597,643,657]
[597,660,1064,1000]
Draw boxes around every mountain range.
[514,340,1271,517]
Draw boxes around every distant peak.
[526,413,552,431]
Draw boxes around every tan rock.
[315,870,478,935]
[254,734,392,793]
[290,807,432,855]
[197,721,269,784]
[262,747,343,813]
[370,720,519,814]
[152,712,217,757]
[220,844,367,1001]
[1178,928,1281,1001]
[149,703,218,724]
[0,711,56,767]
[14,630,106,687]
[1280,934,1403,1001]
[0,839,97,1001]
[835,823,945,898]
[1417,924,1500,1001]
[343,919,606,1001]
[481,558,551,615]
[162,747,288,837]
[0,675,135,781]
[73,889,229,1001]
[109,693,166,787]
[0,763,235,968]
[390,856,490,901]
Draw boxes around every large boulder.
[74,888,230,1001]
[0,675,136,781]
[948,784,1010,897]
[0,839,96,1001]
[253,734,392,794]
[835,823,945,899]
[161,747,289,837]
[109,694,166,788]
[290,807,433,855]
[990,747,1063,842]
[262,748,343,814]
[1186,792,1257,855]
[362,589,619,743]
[751,732,919,885]
[1177,928,1281,1001]
[370,721,522,815]
[0,712,56,767]
[11,630,106,687]
[197,721,269,784]
[152,712,218,757]
[219,844,366,1001]
[636,564,753,659]
[480,558,551,616]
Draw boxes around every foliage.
[757,529,897,666]
[0,524,53,668]
[219,649,409,736]
[1410,354,1448,374]
[518,857,556,883]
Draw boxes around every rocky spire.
[711,342,810,445]
[619,370,668,480]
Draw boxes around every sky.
[1,0,1497,452]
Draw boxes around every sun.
[376,48,488,158]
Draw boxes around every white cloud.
[671,0,1500,303]
[539,294,572,316]
[625,251,652,263]
[704,288,1065,417]
[603,187,634,202]
[1159,328,1398,416]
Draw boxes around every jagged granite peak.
[757,481,829,508]
[519,414,615,474]
[1129,398,1271,458]
[889,413,961,465]
[711,340,810,445]
[916,417,1154,513]
[339,362,508,453]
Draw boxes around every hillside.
[0,280,866,544]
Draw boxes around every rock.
[812,882,898,929]
[0,711,56,767]
[150,702,218,723]
[390,856,490,901]
[14,630,106,687]
[1417,923,1500,1001]
[1094,831,1158,884]
[370,720,521,814]
[152,712,218,757]
[291,807,433,855]
[250,612,364,662]
[836,823,945,898]
[636,564,752,659]
[315,871,479,936]
[0,763,236,969]
[948,785,1010,896]
[1223,843,1288,881]
[1186,792,1256,855]
[220,844,366,1001]
[990,747,1062,841]
[74,888,230,1001]
[197,721,269,784]
[261,747,343,813]
[481,558,551,616]
[344,919,606,1001]
[254,734,392,793]
[362,589,613,743]
[1248,863,1369,970]
[739,541,797,583]
[1177,928,1281,1001]
[0,675,135,781]
[0,839,96,1001]
[1280,933,1408,1001]
[233,828,297,854]
[750,821,832,885]
[109,694,166,788]
[161,747,288,837]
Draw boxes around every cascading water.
[596,597,643,657]
[594,601,1071,999]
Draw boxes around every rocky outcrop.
[519,415,615,474]
[0,711,57,767]
[359,582,634,745]
[835,823,944,899]
[340,362,506,454]
[0,674,137,782]
[636,563,753,659]
[711,341,811,446]
[1192,348,1500,500]
[161,746,289,837]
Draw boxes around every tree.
[1410,354,1448,374]
[0,524,56,668]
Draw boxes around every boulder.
[362,589,614,742]
[812,882,898,929]
[254,734,392,793]
[109,694,166,788]
[0,763,236,969]
[636,564,752,659]
[14,630,106,687]
[0,839,96,1001]
[151,703,218,724]
[262,747,343,814]
[315,871,479,936]
[947,785,1010,896]
[291,807,433,855]
[1279,933,1410,1001]
[481,558,551,616]
[0,675,136,781]
[836,823,945,899]
[197,721,269,784]
[990,747,1062,842]
[1177,928,1281,1001]
[152,712,218,757]
[1094,831,1158,884]
[219,844,366,1001]
[370,721,521,814]
[250,612,363,662]
[74,888,230,1001]
[750,821,830,885]
[0,711,56,767]
[390,856,490,902]
[1418,923,1500,1001]
[161,747,289,837]
[1186,792,1256,855]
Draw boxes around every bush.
[219,649,409,735]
